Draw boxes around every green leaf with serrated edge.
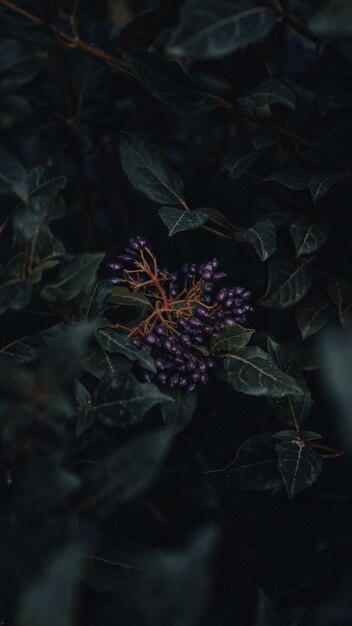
[224,346,302,397]
[88,373,173,428]
[328,279,352,334]
[0,148,29,202]
[237,79,296,110]
[41,252,104,302]
[108,285,152,308]
[289,221,328,257]
[208,434,282,490]
[0,323,64,364]
[0,278,31,315]
[96,328,156,373]
[211,325,254,354]
[276,440,323,499]
[161,388,197,432]
[296,292,332,339]
[120,132,185,205]
[267,338,312,426]
[124,51,219,112]
[166,0,276,60]
[259,257,313,309]
[159,207,208,235]
[235,219,277,261]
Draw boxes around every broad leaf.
[211,324,254,354]
[96,327,156,373]
[237,79,296,110]
[81,341,131,380]
[0,147,29,202]
[0,323,64,364]
[267,339,312,425]
[259,257,313,309]
[224,346,302,397]
[289,221,328,256]
[108,285,152,308]
[221,145,259,180]
[328,279,352,334]
[276,440,323,499]
[209,434,282,490]
[265,168,343,202]
[296,292,332,339]
[88,373,172,428]
[308,172,344,203]
[120,132,185,205]
[77,280,112,319]
[161,388,197,432]
[41,253,104,302]
[159,207,208,235]
[166,0,276,59]
[197,207,235,232]
[124,51,218,112]
[27,166,67,198]
[235,219,277,261]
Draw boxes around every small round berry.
[213,272,227,282]
[109,262,124,271]
[189,316,202,328]
[203,282,214,293]
[144,333,157,346]
[169,374,180,387]
[157,372,168,385]
[187,383,196,393]
[200,374,209,385]
[196,306,210,318]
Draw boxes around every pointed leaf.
[159,207,208,235]
[224,346,302,397]
[289,221,328,256]
[296,292,332,339]
[0,148,29,202]
[124,51,219,112]
[108,285,152,308]
[259,257,313,309]
[166,0,276,60]
[161,388,197,432]
[0,278,31,315]
[96,327,156,373]
[222,145,259,180]
[237,79,296,110]
[211,324,254,354]
[120,132,185,205]
[276,440,323,499]
[308,172,344,203]
[235,219,277,261]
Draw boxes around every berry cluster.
[109,237,253,393]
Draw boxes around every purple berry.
[213,272,227,282]
[196,306,209,318]
[203,282,214,293]
[189,317,202,328]
[169,374,180,387]
[109,262,124,271]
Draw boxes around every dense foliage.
[0,0,352,624]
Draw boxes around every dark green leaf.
[267,339,312,425]
[124,51,219,112]
[224,346,302,397]
[221,145,259,180]
[259,257,313,309]
[161,388,197,432]
[272,430,300,441]
[96,327,156,373]
[235,219,277,261]
[27,166,67,198]
[209,434,282,490]
[41,253,104,302]
[300,431,323,442]
[237,79,296,109]
[308,172,344,203]
[289,221,328,256]
[77,280,112,319]
[159,207,208,235]
[18,545,85,626]
[328,279,352,334]
[81,341,131,380]
[108,285,152,308]
[0,147,29,201]
[0,323,64,364]
[276,440,323,499]
[265,168,343,202]
[120,132,185,205]
[198,207,235,232]
[211,324,254,354]
[88,373,172,428]
[0,278,31,315]
[166,0,276,59]
[296,292,333,339]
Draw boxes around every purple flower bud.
[157,373,168,385]
[189,316,202,328]
[110,277,121,284]
[242,291,251,301]
[216,310,225,319]
[136,236,147,246]
[200,374,209,385]
[225,298,233,309]
[118,254,135,263]
[201,270,213,281]
[192,372,201,383]
[193,335,204,344]
[198,361,208,373]
[155,325,166,336]
[129,240,140,251]
[164,338,173,351]
[207,358,216,369]
[203,295,214,305]
[203,282,214,293]
[109,262,124,271]
[216,289,228,302]
[213,272,227,282]
[181,334,192,346]
[179,377,188,387]
[203,262,213,272]
[144,333,157,346]
[224,318,235,326]
[196,306,209,318]
[170,288,178,298]
[169,374,180,388]
[187,383,196,394]
[186,360,197,372]
[211,258,220,270]
[203,324,214,334]
[155,358,165,370]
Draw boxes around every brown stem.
[284,14,321,46]
[310,442,345,456]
